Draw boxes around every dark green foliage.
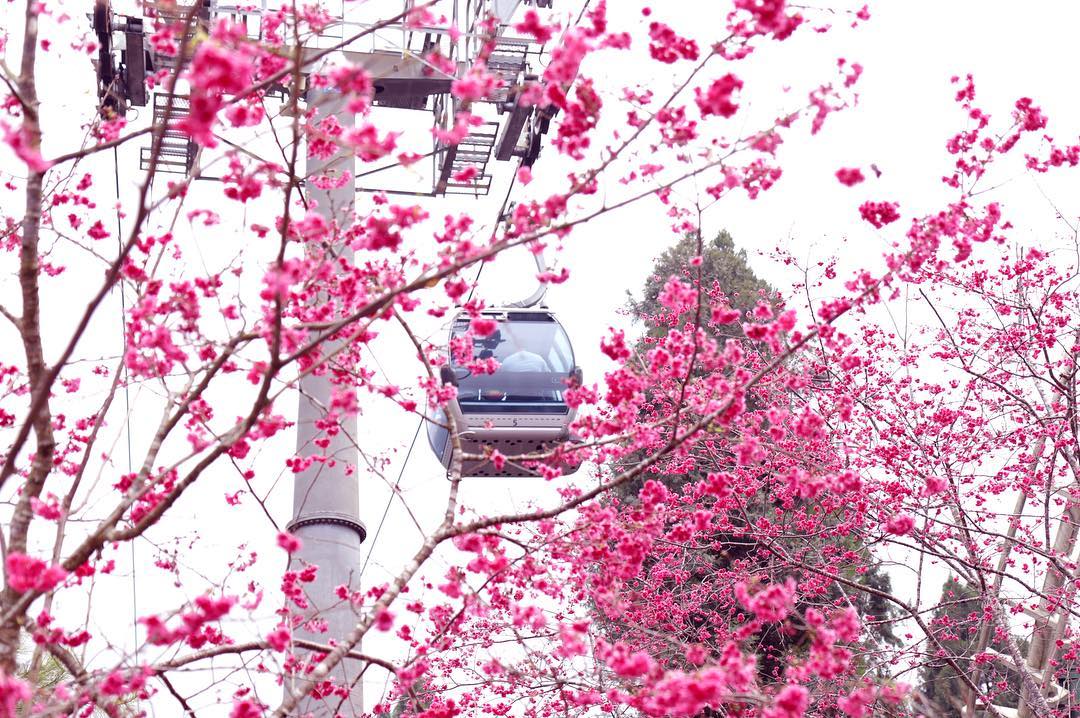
[377,679,432,718]
[919,578,1025,716]
[17,651,65,698]
[627,229,773,341]
[609,229,899,682]
[16,635,132,716]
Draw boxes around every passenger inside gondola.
[427,309,582,476]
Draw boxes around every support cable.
[356,421,421,583]
[466,166,518,304]
[356,0,591,702]
[358,164,521,580]
[113,146,140,687]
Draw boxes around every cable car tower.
[95,0,564,715]
[126,0,556,196]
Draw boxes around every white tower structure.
[285,83,364,716]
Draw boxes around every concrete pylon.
[285,85,365,716]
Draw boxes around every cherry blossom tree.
[0,0,1078,717]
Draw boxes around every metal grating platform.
[485,37,529,106]
[140,93,198,174]
[143,0,210,70]
[437,122,499,196]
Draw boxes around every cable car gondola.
[426,255,582,477]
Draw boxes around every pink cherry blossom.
[2,123,50,172]
[858,200,900,228]
[276,531,302,553]
[835,167,865,186]
[695,74,743,118]
[266,627,290,652]
[5,553,67,593]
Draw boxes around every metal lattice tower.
[131,0,554,192]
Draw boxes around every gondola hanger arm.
[505,246,548,308]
